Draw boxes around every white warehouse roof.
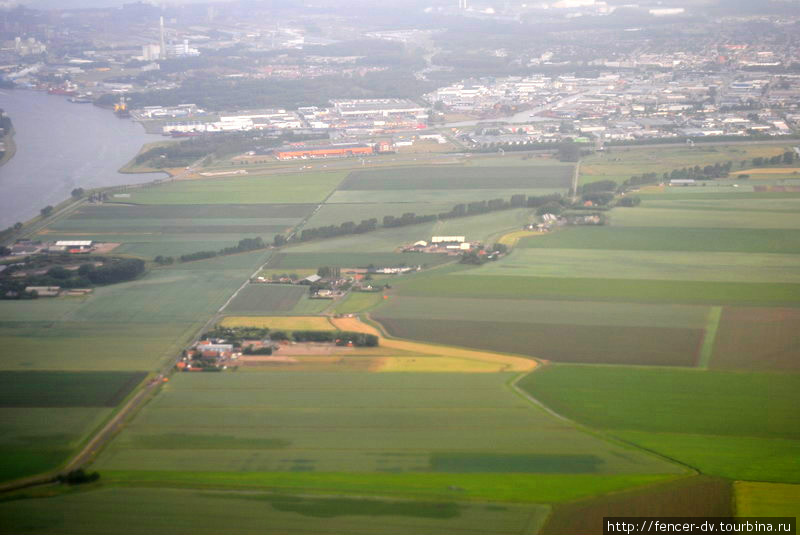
[55,240,93,247]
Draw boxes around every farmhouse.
[25,286,60,297]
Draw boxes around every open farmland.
[579,144,787,185]
[267,252,451,269]
[521,365,800,482]
[94,371,683,478]
[609,206,800,229]
[541,476,732,535]
[0,251,270,482]
[467,248,800,284]
[0,407,112,482]
[38,203,313,259]
[519,226,800,254]
[710,307,800,371]
[373,296,710,365]
[339,166,574,190]
[376,317,703,366]
[107,171,346,205]
[0,486,549,535]
[735,482,800,518]
[223,284,307,314]
[393,274,800,306]
[0,371,146,408]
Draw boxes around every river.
[0,89,164,229]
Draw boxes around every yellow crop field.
[375,356,511,373]
[220,315,335,331]
[735,481,800,517]
[736,167,800,175]
[498,230,545,248]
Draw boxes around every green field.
[0,486,549,535]
[108,172,346,204]
[289,208,535,254]
[223,284,307,314]
[376,317,702,366]
[521,365,800,482]
[610,206,800,229]
[394,274,800,306]
[519,227,800,254]
[334,292,387,314]
[373,296,710,365]
[0,251,270,482]
[94,372,683,476]
[0,371,146,407]
[305,202,455,228]
[467,248,800,283]
[579,144,787,185]
[339,166,573,190]
[0,407,112,481]
[39,203,313,259]
[375,296,710,329]
[327,188,567,204]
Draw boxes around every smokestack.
[159,16,166,60]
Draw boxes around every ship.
[68,94,93,104]
[48,86,77,96]
[113,95,131,118]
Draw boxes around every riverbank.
[0,127,16,167]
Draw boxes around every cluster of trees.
[751,151,796,167]
[269,330,379,347]
[0,221,23,243]
[617,196,642,207]
[1,256,145,295]
[203,325,378,347]
[98,70,433,112]
[131,130,327,169]
[383,213,438,228]
[298,218,378,242]
[56,469,100,486]
[459,243,508,265]
[83,258,146,285]
[202,326,270,345]
[154,256,175,265]
[179,237,265,263]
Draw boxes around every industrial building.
[275,143,373,160]
[330,99,427,118]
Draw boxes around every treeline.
[290,193,565,245]
[203,325,379,347]
[179,237,265,263]
[616,152,797,193]
[132,130,327,169]
[605,134,800,147]
[97,71,433,112]
[271,330,379,347]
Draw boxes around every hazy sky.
[13,0,232,9]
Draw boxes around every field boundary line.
[698,306,723,369]
[509,366,697,476]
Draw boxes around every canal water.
[0,89,164,228]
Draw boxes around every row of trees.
[179,237,265,263]
[290,193,577,245]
